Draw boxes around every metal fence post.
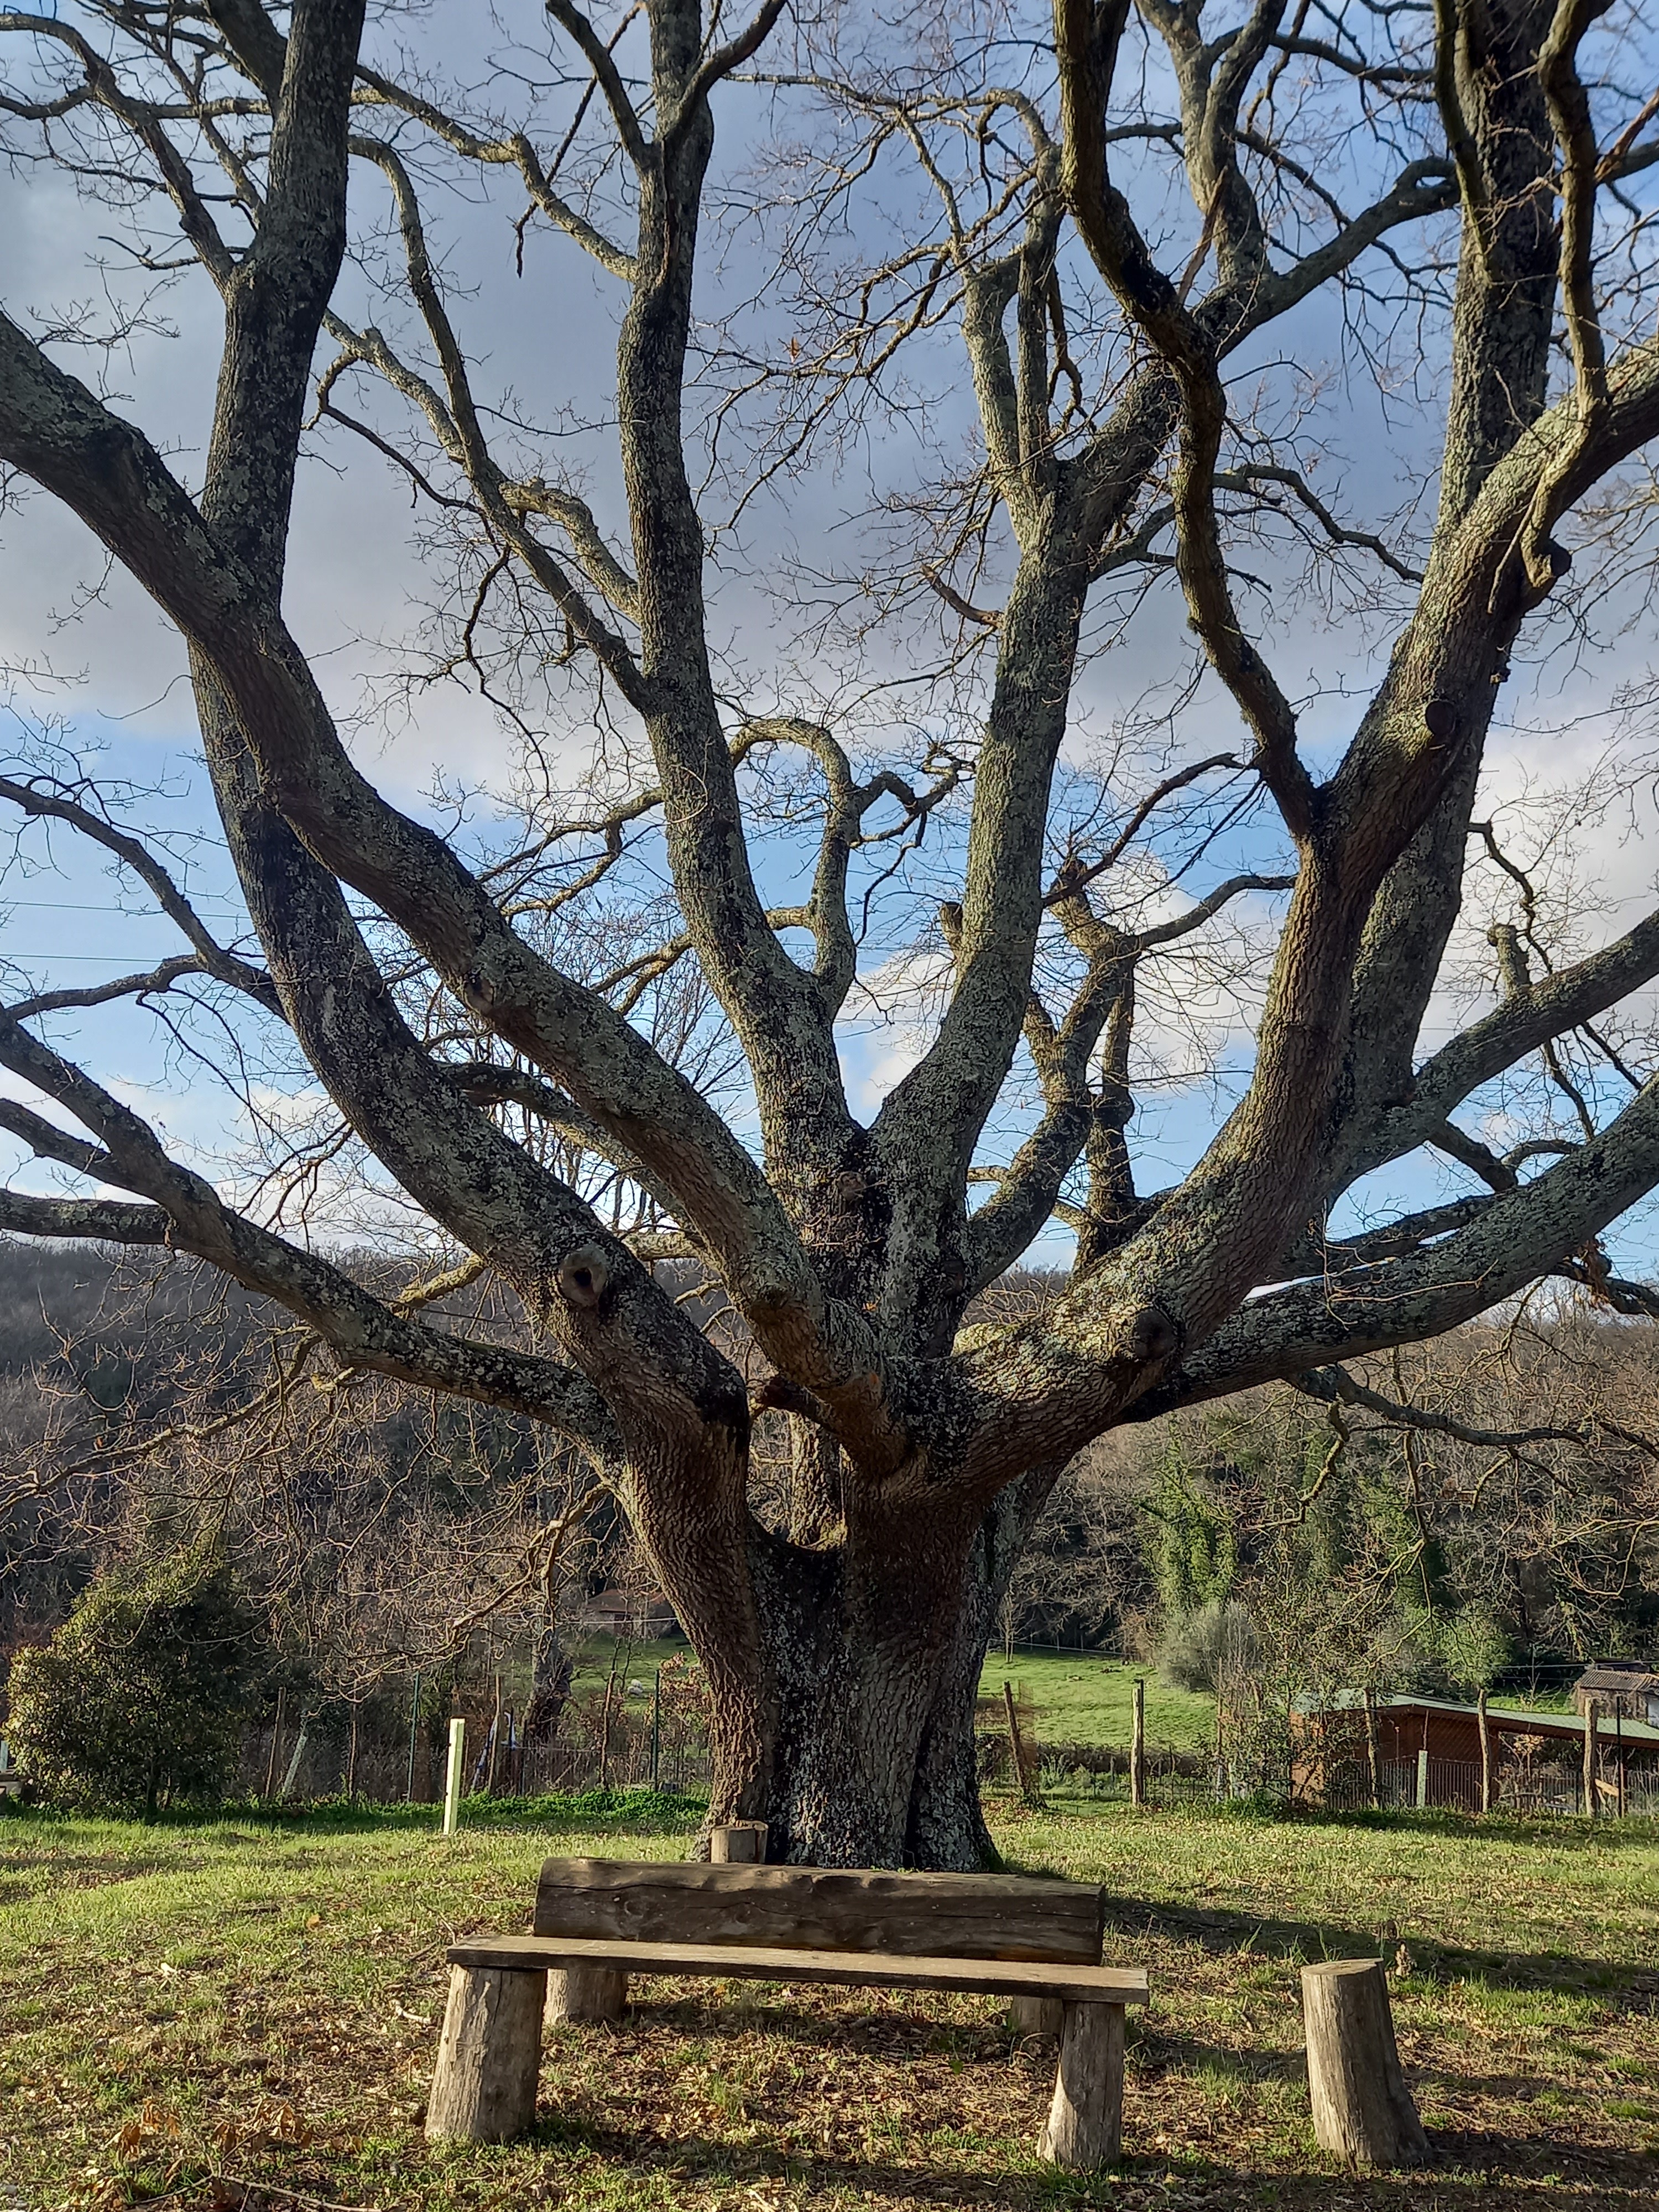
[1415,1746,1428,1809]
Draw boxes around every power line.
[0,897,242,915]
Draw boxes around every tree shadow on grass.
[0,1848,178,1888]
[1131,2028,1306,2084]
[512,2107,1659,2210]
[1100,1893,1659,2000]
[1288,1806,1659,1850]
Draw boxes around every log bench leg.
[1009,1995,1065,2040]
[1039,2000,1125,2169]
[426,1963,546,2142]
[546,1965,629,2023]
[1301,1959,1428,2167]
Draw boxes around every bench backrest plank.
[533,1859,1104,1964]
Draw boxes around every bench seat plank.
[448,1932,1147,2007]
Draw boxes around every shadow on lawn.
[513,2109,1659,2210]
[1274,1805,1659,1850]
[1100,1892,1659,1999]
[0,1788,704,1841]
[1132,2028,1306,2084]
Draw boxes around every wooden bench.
[426,1854,1149,2169]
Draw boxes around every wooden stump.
[545,1964,629,2023]
[425,1963,545,2142]
[709,1820,768,1864]
[1038,2000,1125,2169]
[1301,1959,1428,2168]
[1009,1994,1065,2040]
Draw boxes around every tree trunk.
[747,1531,957,1864]
[680,1460,1064,1868]
[523,1622,573,1751]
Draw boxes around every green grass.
[568,1637,689,1700]
[568,1638,1217,1754]
[981,1652,1216,1751]
[3,1793,1656,2210]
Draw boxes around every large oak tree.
[2,0,1659,1863]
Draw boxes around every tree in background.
[6,1551,267,1815]
[1140,1312,1659,1740]
[3,0,1659,1861]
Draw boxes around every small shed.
[1572,1661,1659,1726]
[1293,1692,1659,1811]
[572,1587,680,1640]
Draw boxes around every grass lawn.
[979,1652,1215,1751]
[567,1639,688,1702]
[2,1791,1656,2212]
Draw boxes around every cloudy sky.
[3,0,1658,1284]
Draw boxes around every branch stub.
[1126,1305,1178,1363]
[557,1241,611,1311]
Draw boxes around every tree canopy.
[7,1549,265,1813]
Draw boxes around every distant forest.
[1,1241,1655,1722]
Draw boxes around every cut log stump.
[1009,1994,1065,2039]
[1038,2000,1125,2169]
[425,1963,545,2142]
[546,1964,629,2023]
[1301,1958,1430,2168]
[709,1821,769,1864]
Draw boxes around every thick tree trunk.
[676,1459,1068,1869]
[907,1465,1063,1865]
[748,1526,958,1865]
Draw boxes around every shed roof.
[1574,1662,1659,1693]
[1302,1689,1659,1746]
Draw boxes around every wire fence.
[237,1688,713,1804]
[995,1735,1659,1818]
[228,1682,1659,1819]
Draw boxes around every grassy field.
[573,1639,1217,1751]
[2,1790,1655,2212]
[980,1653,1215,1751]
[568,1640,686,1699]
[575,1640,1578,1754]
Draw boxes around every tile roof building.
[1571,1661,1659,1726]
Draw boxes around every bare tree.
[2,0,1659,1863]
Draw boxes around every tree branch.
[0,774,280,1014]
[0,1020,620,1448]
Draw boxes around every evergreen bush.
[6,1551,267,1816]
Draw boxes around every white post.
[1415,1746,1428,1809]
[442,1717,466,1836]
